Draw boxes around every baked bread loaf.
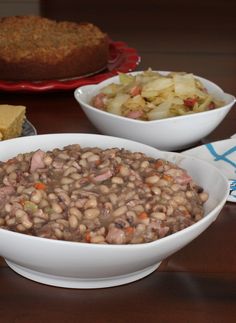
[0,16,109,81]
[0,105,26,140]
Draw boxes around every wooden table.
[0,1,236,322]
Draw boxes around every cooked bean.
[90,235,105,243]
[63,166,77,177]
[79,224,87,234]
[68,215,79,229]
[54,228,63,239]
[112,205,128,217]
[151,212,166,220]
[84,198,98,209]
[15,209,28,219]
[31,190,43,204]
[111,176,124,185]
[69,207,82,219]
[6,217,16,226]
[119,165,130,177]
[84,208,100,219]
[99,184,110,194]
[4,203,12,213]
[43,155,53,166]
[145,175,160,184]
[108,193,118,205]
[87,154,100,163]
[58,152,70,160]
[151,186,161,195]
[51,202,63,214]
[5,164,18,174]
[22,215,33,229]
[199,192,209,202]
[61,177,74,185]
[50,213,63,221]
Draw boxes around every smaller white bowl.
[74,71,235,151]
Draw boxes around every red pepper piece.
[184,98,197,108]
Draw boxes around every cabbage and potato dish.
[91,70,224,121]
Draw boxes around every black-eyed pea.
[84,208,100,219]
[69,207,82,220]
[90,235,105,243]
[16,224,27,232]
[151,212,166,220]
[63,166,77,177]
[61,177,74,185]
[5,163,17,174]
[199,192,209,202]
[81,151,93,159]
[99,184,109,194]
[4,203,12,213]
[69,214,79,229]
[87,154,100,163]
[111,176,124,185]
[31,190,43,204]
[54,228,63,239]
[6,217,16,226]
[22,214,33,229]
[84,197,98,209]
[43,155,53,166]
[79,224,87,234]
[51,201,63,213]
[145,175,160,184]
[119,165,130,177]
[112,205,127,217]
[15,208,28,219]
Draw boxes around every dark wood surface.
[0,1,236,322]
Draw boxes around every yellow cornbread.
[0,104,26,140]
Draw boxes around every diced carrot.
[34,182,46,190]
[183,97,197,108]
[125,226,134,234]
[19,198,26,206]
[138,211,148,219]
[85,232,91,242]
[162,174,173,181]
[115,164,122,173]
[154,160,164,169]
[95,159,101,166]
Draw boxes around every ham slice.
[30,149,46,173]
[106,227,126,244]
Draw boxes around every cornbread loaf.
[0,16,109,81]
[0,105,26,140]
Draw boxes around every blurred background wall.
[0,0,40,16]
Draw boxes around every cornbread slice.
[0,105,26,140]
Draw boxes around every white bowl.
[0,133,229,288]
[74,71,236,151]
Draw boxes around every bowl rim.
[74,70,236,125]
[0,133,229,249]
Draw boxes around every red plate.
[0,41,140,92]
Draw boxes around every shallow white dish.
[183,138,236,202]
[22,119,37,137]
[0,133,229,288]
[74,71,235,151]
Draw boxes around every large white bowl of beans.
[0,134,229,288]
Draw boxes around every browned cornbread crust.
[0,16,109,81]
